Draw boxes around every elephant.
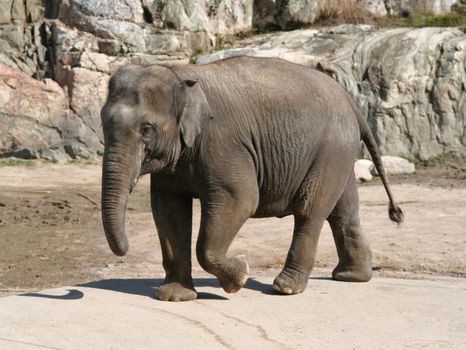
[100,56,403,302]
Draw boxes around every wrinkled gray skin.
[101,56,403,302]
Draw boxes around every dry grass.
[317,0,371,24]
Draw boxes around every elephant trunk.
[101,144,140,256]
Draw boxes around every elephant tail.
[351,99,404,224]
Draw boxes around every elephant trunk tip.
[388,204,404,224]
[108,238,129,256]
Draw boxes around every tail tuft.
[389,205,404,224]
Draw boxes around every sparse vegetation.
[84,158,96,165]
[0,159,35,167]
[402,156,420,167]
[65,158,98,165]
[252,2,466,35]
[215,35,235,50]
[190,47,205,63]
[317,0,371,25]
[432,151,462,164]
[193,48,204,56]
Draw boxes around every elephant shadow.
[21,277,276,301]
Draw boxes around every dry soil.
[0,161,465,297]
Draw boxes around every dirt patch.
[0,161,465,296]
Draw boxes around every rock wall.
[0,63,101,160]
[0,0,464,161]
[0,0,49,77]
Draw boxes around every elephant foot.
[332,263,372,282]
[272,269,308,295]
[155,282,197,302]
[218,256,249,293]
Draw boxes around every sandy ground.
[0,161,465,349]
[0,161,465,296]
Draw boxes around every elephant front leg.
[151,178,196,301]
[196,191,256,294]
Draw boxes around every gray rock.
[0,0,13,24]
[1,22,24,49]
[4,148,41,159]
[60,67,109,143]
[80,17,146,52]
[143,30,212,57]
[39,148,72,163]
[144,30,191,55]
[0,20,50,77]
[52,20,99,55]
[361,0,391,16]
[26,0,44,22]
[127,53,190,65]
[278,0,320,27]
[79,51,120,74]
[355,156,415,179]
[52,20,100,83]
[11,0,26,23]
[253,0,320,30]
[70,0,144,23]
[142,0,254,36]
[58,1,146,52]
[380,156,415,175]
[64,142,92,160]
[7,147,56,162]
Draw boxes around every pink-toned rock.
[0,64,67,117]
[59,67,109,143]
[0,64,102,159]
[0,64,67,154]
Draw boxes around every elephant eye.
[141,124,155,140]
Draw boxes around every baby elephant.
[100,56,403,301]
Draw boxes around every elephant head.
[100,65,211,256]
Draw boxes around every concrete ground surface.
[0,275,465,350]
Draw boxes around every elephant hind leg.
[273,215,324,294]
[273,149,354,295]
[328,172,372,282]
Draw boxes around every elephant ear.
[179,79,212,147]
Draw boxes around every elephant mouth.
[140,158,164,175]
[139,141,180,176]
